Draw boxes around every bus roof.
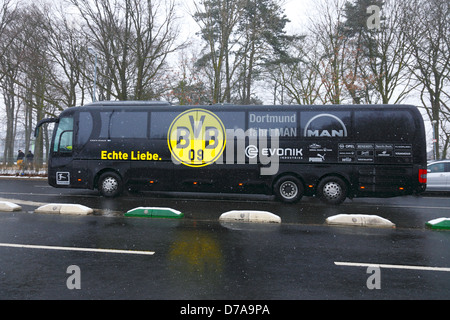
[78,101,419,109]
[58,101,420,116]
[85,101,171,107]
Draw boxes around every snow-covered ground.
[0,167,47,178]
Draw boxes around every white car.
[427,160,450,191]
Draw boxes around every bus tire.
[317,176,347,205]
[98,172,123,198]
[274,176,303,203]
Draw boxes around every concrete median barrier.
[426,217,450,230]
[0,201,22,212]
[125,207,184,219]
[35,203,93,215]
[219,210,281,224]
[326,214,395,228]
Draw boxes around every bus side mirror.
[35,118,58,137]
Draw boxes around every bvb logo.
[167,109,226,167]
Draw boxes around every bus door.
[50,116,74,187]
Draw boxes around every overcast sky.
[178,0,318,38]
[283,0,317,34]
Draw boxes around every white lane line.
[335,261,450,272]
[0,197,47,207]
[0,242,155,256]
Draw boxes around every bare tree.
[45,2,89,108]
[164,52,210,105]
[270,35,323,105]
[0,3,68,167]
[0,1,23,165]
[345,0,416,104]
[405,0,450,159]
[70,0,181,101]
[309,0,348,104]
[16,4,58,167]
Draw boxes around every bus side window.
[99,111,148,139]
[53,117,73,153]
[110,111,147,138]
[354,111,414,142]
[77,112,93,146]
[150,112,179,139]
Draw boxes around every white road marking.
[335,261,450,272]
[0,242,155,255]
[358,204,450,211]
[0,197,47,207]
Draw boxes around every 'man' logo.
[304,114,348,138]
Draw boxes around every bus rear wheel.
[98,172,123,197]
[317,176,347,205]
[274,176,303,203]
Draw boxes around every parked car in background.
[427,160,450,191]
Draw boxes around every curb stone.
[35,203,93,215]
[125,207,184,219]
[219,210,281,223]
[326,214,395,228]
[426,217,450,230]
[0,201,22,212]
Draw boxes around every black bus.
[35,101,427,204]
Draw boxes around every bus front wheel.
[274,176,303,203]
[98,172,123,197]
[317,176,347,205]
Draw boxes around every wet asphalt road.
[0,178,450,303]
[2,177,450,228]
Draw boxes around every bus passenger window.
[248,111,297,138]
[150,112,179,139]
[53,117,73,153]
[354,111,415,142]
[77,112,93,146]
[214,112,245,131]
[99,111,148,139]
[110,112,147,138]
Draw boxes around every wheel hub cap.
[102,177,118,193]
[323,182,341,199]
[280,181,298,199]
